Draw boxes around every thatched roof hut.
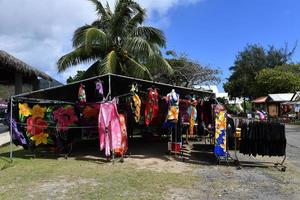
[0,50,54,95]
[0,50,52,81]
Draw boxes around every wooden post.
[14,72,23,95]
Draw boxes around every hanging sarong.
[96,80,104,96]
[145,88,159,126]
[188,100,198,135]
[114,114,128,156]
[78,84,86,103]
[131,94,141,123]
[166,92,179,121]
[214,108,227,157]
[98,98,122,156]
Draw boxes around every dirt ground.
[126,140,300,200]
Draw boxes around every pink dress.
[98,98,122,156]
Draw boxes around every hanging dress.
[78,84,86,103]
[129,83,141,123]
[145,88,159,126]
[131,94,141,123]
[214,105,227,157]
[95,80,104,97]
[188,99,198,135]
[114,114,128,156]
[98,98,122,156]
[166,91,180,121]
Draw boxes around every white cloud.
[0,0,201,83]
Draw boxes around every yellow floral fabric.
[32,105,46,119]
[214,110,227,156]
[167,106,179,121]
[131,94,141,123]
[31,133,49,146]
[19,103,32,117]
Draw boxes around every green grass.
[0,145,196,200]
[288,120,300,126]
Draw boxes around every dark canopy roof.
[14,73,215,102]
[0,50,52,81]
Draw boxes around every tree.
[254,68,300,96]
[224,44,295,98]
[154,51,220,87]
[67,70,86,83]
[276,63,300,75]
[57,0,173,80]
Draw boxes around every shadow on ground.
[0,137,218,166]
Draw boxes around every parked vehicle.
[0,100,8,124]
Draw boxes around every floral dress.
[214,105,227,157]
[166,91,180,122]
[145,88,159,126]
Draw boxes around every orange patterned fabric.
[131,94,141,123]
[145,88,159,126]
[115,114,128,156]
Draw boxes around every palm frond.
[124,37,154,59]
[100,50,118,74]
[126,56,152,79]
[87,0,107,17]
[110,0,144,40]
[91,19,110,31]
[73,26,109,52]
[127,7,146,31]
[110,1,133,39]
[84,27,109,51]
[147,54,174,75]
[82,60,101,79]
[132,26,166,48]
[57,48,99,72]
[73,25,92,48]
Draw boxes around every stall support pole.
[108,74,116,163]
[108,74,112,101]
[9,96,13,162]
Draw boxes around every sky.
[0,0,299,92]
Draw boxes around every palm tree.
[57,0,173,79]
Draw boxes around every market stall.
[9,73,229,162]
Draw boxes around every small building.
[252,96,268,111]
[0,50,56,98]
[252,93,294,117]
[291,92,300,119]
[292,92,300,102]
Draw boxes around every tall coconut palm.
[57,0,173,79]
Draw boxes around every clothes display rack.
[233,119,287,172]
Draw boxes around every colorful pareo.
[78,84,86,103]
[114,114,128,156]
[20,104,54,147]
[98,98,122,156]
[214,109,227,157]
[145,88,159,126]
[96,80,104,96]
[53,106,78,132]
[188,100,198,135]
[166,91,179,121]
[131,94,141,123]
[17,103,79,147]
